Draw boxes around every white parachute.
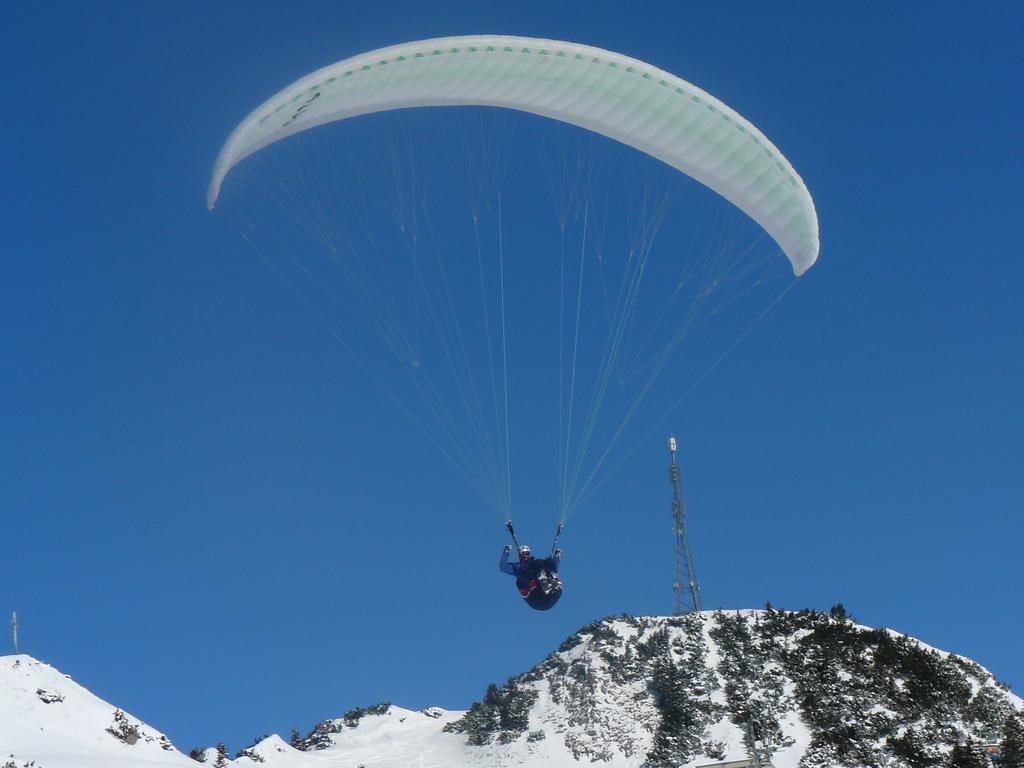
[208,35,819,275]
[209,36,820,523]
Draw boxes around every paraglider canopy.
[208,35,821,561]
[208,35,819,275]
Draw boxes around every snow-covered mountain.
[0,653,184,768]
[4,610,1023,768]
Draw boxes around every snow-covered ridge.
[0,654,183,767]
[3,610,1022,768]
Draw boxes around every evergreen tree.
[105,709,141,745]
[442,678,537,745]
[967,686,1015,731]
[235,735,270,760]
[1002,713,1024,768]
[887,730,939,768]
[213,743,229,768]
[290,728,305,750]
[947,739,989,768]
[446,683,502,745]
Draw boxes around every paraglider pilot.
[500,544,562,611]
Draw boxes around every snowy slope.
[3,612,1022,768]
[0,655,192,768]
[224,707,474,768]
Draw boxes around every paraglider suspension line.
[506,520,564,557]
[506,520,521,551]
[549,521,564,557]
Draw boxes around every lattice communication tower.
[668,436,702,615]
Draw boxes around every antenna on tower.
[12,612,18,654]
[668,436,702,615]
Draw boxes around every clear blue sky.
[3,0,1022,755]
